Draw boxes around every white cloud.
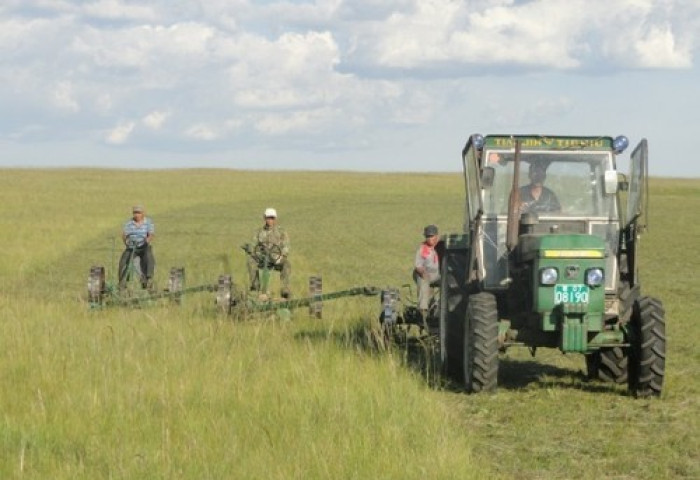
[105,121,135,144]
[345,0,698,71]
[81,0,158,21]
[228,31,343,109]
[185,123,219,141]
[254,107,338,135]
[634,25,692,68]
[142,110,169,130]
[52,81,80,112]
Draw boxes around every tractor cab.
[476,137,623,293]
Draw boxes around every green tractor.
[435,134,665,397]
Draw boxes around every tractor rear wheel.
[462,292,499,393]
[628,296,665,398]
[439,249,469,379]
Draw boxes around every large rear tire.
[463,292,499,393]
[439,250,468,379]
[628,296,665,398]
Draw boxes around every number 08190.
[554,284,589,304]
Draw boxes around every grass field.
[1,169,698,479]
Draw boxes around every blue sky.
[1,0,699,177]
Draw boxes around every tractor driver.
[519,162,561,213]
[118,204,155,292]
[247,207,292,299]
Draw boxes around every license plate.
[554,284,589,304]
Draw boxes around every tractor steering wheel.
[124,233,143,249]
[253,243,283,267]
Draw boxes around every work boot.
[146,278,156,294]
[281,288,291,300]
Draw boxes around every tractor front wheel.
[628,296,666,398]
[462,292,499,393]
[586,347,628,384]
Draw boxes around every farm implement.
[87,240,381,316]
[88,265,380,318]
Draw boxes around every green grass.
[1,169,698,479]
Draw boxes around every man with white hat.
[247,207,291,298]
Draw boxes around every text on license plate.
[554,284,589,304]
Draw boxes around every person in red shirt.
[413,224,440,320]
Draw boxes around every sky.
[1,0,699,177]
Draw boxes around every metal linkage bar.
[245,286,381,313]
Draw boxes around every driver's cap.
[264,207,277,218]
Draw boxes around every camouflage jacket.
[253,225,290,257]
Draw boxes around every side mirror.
[603,170,619,195]
[617,172,629,192]
[481,166,495,188]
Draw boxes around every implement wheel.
[87,266,106,305]
[216,275,233,314]
[168,267,185,304]
[379,288,401,346]
[309,276,322,319]
[628,296,666,398]
[462,292,499,393]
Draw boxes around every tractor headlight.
[585,268,604,287]
[540,267,558,285]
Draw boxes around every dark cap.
[423,224,438,237]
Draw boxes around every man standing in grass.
[247,207,291,299]
[118,205,155,293]
[413,224,440,321]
